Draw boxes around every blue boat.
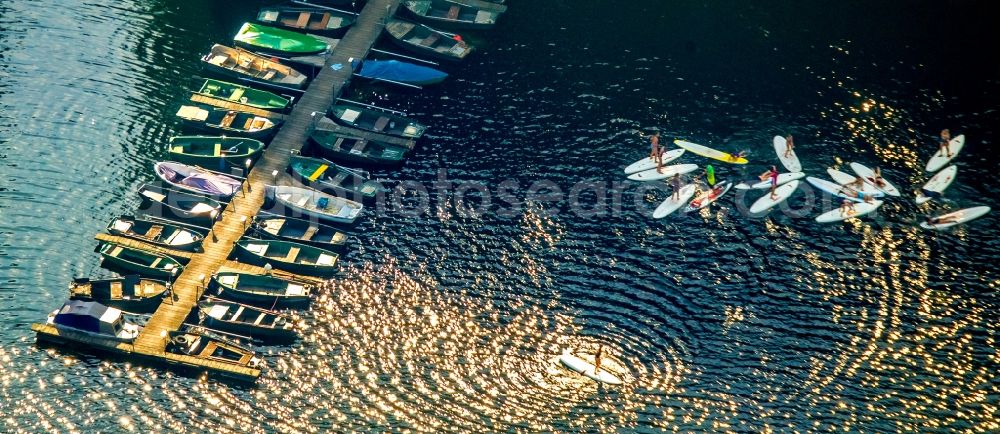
[353,59,448,86]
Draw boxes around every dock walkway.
[35,0,404,382]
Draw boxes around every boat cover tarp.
[158,163,241,196]
[53,300,120,334]
[356,60,448,85]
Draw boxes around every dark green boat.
[167,135,265,171]
[176,104,281,139]
[195,79,291,112]
[252,216,349,252]
[199,299,298,343]
[288,155,386,204]
[96,242,184,278]
[234,239,339,277]
[234,22,330,55]
[328,102,427,139]
[69,276,169,313]
[309,130,408,167]
[211,271,313,309]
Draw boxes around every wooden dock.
[35,0,404,383]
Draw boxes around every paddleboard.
[815,200,884,223]
[684,181,733,212]
[749,180,800,213]
[673,140,748,164]
[806,176,868,202]
[734,172,805,190]
[773,135,802,172]
[915,165,957,205]
[652,184,696,219]
[825,169,885,198]
[559,353,623,385]
[623,149,686,175]
[926,134,965,173]
[626,163,699,182]
[920,206,990,230]
[849,162,901,197]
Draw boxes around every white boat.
[47,300,143,342]
[266,185,363,224]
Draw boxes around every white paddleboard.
[684,181,733,212]
[627,163,699,181]
[825,169,885,198]
[559,353,622,385]
[807,176,869,202]
[849,162,901,197]
[773,135,801,172]
[915,165,957,205]
[623,149,686,175]
[652,184,696,219]
[920,206,990,230]
[673,140,748,164]
[926,134,965,173]
[734,172,805,190]
[749,180,800,213]
[815,200,884,223]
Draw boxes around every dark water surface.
[2,0,998,432]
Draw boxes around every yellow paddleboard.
[674,139,748,164]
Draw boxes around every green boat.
[234,239,339,277]
[288,155,386,204]
[309,130,408,167]
[234,22,330,55]
[96,242,184,278]
[167,136,265,171]
[195,79,291,111]
[175,104,281,139]
[328,102,428,139]
[211,271,312,309]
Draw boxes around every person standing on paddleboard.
[760,166,779,199]
[670,173,683,200]
[939,129,953,157]
[784,135,794,158]
[594,345,603,374]
[649,131,664,173]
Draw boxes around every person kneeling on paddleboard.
[939,129,953,157]
[840,199,856,217]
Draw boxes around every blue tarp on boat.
[354,60,448,86]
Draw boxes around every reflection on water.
[1,0,999,432]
